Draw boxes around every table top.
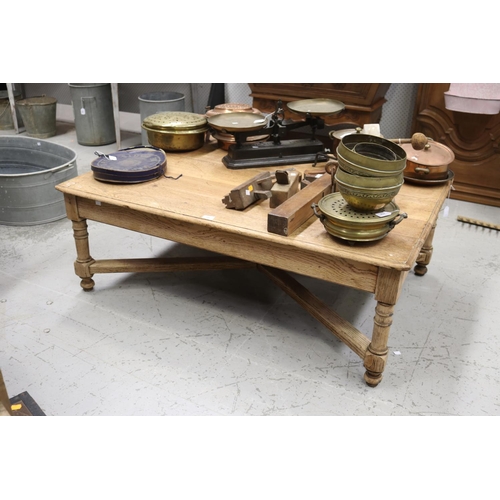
[56,142,451,283]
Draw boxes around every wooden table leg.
[364,301,393,387]
[72,219,96,291]
[414,222,436,276]
[364,268,406,387]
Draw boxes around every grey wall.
[19,82,418,137]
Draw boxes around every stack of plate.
[91,146,167,183]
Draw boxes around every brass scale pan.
[207,98,345,133]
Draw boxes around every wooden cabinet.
[249,83,391,127]
[412,84,500,207]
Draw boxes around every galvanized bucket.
[138,91,185,145]
[0,90,24,130]
[69,83,116,146]
[0,136,78,226]
[16,96,57,138]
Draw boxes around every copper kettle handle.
[414,167,430,174]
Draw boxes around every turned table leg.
[364,301,393,387]
[364,268,406,387]
[414,222,436,276]
[72,219,96,291]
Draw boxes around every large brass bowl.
[335,167,404,188]
[142,111,208,152]
[337,150,405,177]
[335,177,404,212]
[337,133,406,172]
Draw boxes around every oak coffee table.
[56,143,452,386]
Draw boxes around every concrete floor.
[1,121,500,416]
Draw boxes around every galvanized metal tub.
[0,136,78,225]
[69,83,116,146]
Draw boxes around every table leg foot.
[363,301,392,387]
[364,370,383,387]
[414,222,436,276]
[80,277,95,291]
[414,263,428,276]
[363,348,388,387]
[72,219,96,291]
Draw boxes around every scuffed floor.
[1,123,500,416]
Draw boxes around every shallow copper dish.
[205,103,260,117]
[404,170,455,185]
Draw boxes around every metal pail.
[16,96,57,138]
[69,83,116,146]
[138,91,185,145]
[0,136,78,226]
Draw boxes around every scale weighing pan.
[207,112,269,133]
[287,98,345,117]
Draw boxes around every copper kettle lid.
[401,140,455,167]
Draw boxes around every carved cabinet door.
[412,83,500,207]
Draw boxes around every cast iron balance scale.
[206,98,345,169]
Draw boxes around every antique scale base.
[222,138,326,169]
[208,98,345,169]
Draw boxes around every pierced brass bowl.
[312,193,407,242]
[142,111,208,152]
[335,167,404,189]
[335,177,404,212]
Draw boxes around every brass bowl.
[337,150,405,177]
[312,193,407,242]
[352,142,397,161]
[287,98,345,117]
[335,167,404,188]
[142,111,208,152]
[335,177,404,212]
[207,112,268,133]
[206,103,269,150]
[337,133,406,172]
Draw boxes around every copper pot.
[401,140,455,180]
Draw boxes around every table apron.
[75,196,379,293]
